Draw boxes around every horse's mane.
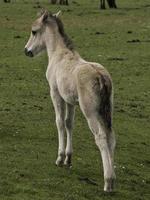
[54,17,74,51]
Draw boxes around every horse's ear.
[53,10,62,18]
[42,10,50,23]
[37,8,45,17]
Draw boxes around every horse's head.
[24,10,61,57]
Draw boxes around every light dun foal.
[25,10,116,192]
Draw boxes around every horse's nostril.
[24,48,33,57]
[28,51,33,57]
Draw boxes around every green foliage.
[0,0,150,199]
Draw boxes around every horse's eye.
[32,31,37,36]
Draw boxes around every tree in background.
[100,0,117,9]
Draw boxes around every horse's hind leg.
[113,0,117,8]
[79,93,115,191]
[100,0,106,9]
[66,0,69,5]
[87,116,115,192]
[64,103,75,167]
[107,129,116,168]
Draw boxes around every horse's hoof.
[104,177,115,192]
[64,155,72,168]
[55,160,63,167]
[55,156,64,167]
[64,161,72,168]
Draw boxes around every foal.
[25,10,116,192]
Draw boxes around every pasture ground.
[0,0,150,199]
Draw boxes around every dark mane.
[53,17,74,51]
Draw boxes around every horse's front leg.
[64,103,75,167]
[51,89,66,166]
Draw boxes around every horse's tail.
[99,73,113,130]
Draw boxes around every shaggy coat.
[25,10,116,192]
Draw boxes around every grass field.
[0,0,150,199]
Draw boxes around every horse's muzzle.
[24,48,33,57]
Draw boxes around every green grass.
[0,0,150,199]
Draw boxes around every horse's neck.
[46,36,65,59]
[46,40,62,60]
[47,47,68,61]
[45,31,83,72]
[47,45,81,68]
